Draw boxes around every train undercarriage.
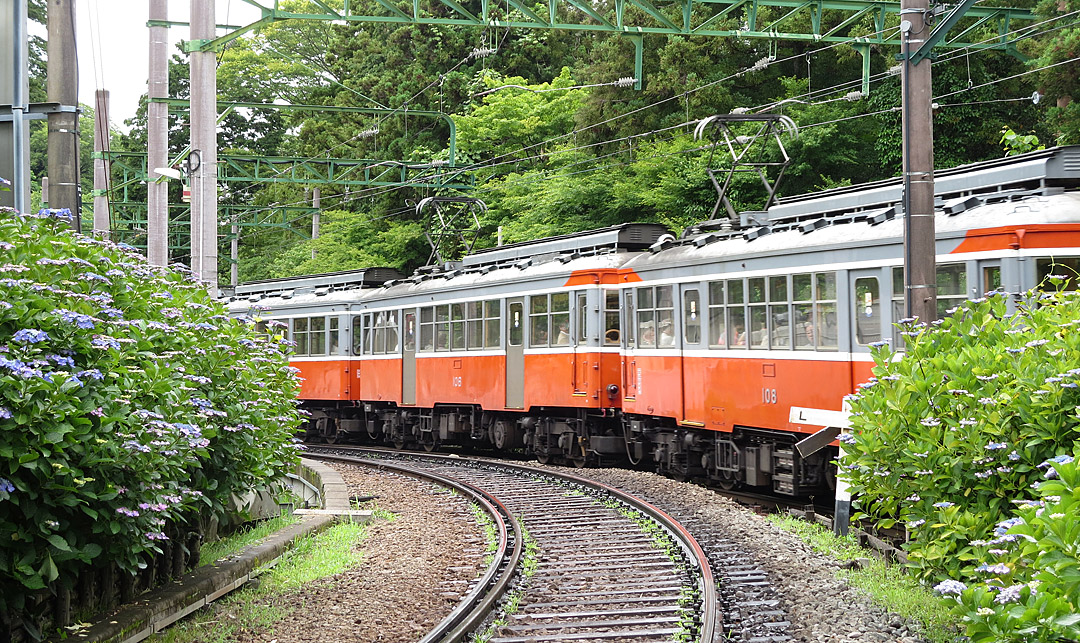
[304,403,835,496]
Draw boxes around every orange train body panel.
[623,355,875,435]
[412,355,505,409]
[292,360,352,401]
[355,358,403,403]
[951,224,1080,254]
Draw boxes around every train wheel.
[324,431,339,445]
[422,436,439,452]
[535,453,551,465]
[569,456,587,469]
[393,439,407,450]
[716,469,739,490]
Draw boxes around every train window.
[891,267,906,347]
[748,278,767,348]
[769,276,790,349]
[403,312,416,352]
[529,295,549,347]
[467,301,484,350]
[983,266,1002,292]
[484,300,501,348]
[420,307,434,352]
[624,291,635,346]
[552,292,570,346]
[310,316,327,356]
[937,264,967,318]
[794,272,838,351]
[684,290,701,345]
[386,311,399,353]
[508,302,523,347]
[373,313,385,354]
[576,292,588,345]
[294,317,309,355]
[329,317,340,355]
[708,282,726,347]
[854,277,882,345]
[604,290,620,346]
[636,285,674,348]
[352,316,363,355]
[451,304,466,351]
[435,305,450,351]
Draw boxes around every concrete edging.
[68,458,366,643]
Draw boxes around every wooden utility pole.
[190,0,218,292]
[148,0,169,265]
[92,89,109,236]
[47,0,80,230]
[900,0,937,323]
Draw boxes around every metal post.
[901,0,937,324]
[92,90,109,236]
[311,186,320,259]
[190,0,218,293]
[148,0,169,265]
[47,0,80,230]
[230,222,238,286]
[1,1,31,214]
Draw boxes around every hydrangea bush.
[839,287,1080,641]
[0,207,303,612]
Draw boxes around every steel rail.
[308,447,721,642]
[311,453,523,643]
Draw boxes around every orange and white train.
[227,146,1080,496]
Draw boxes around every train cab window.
[451,304,466,351]
[435,305,451,351]
[529,295,549,347]
[576,292,588,345]
[352,316,363,355]
[854,277,882,345]
[684,289,701,344]
[727,279,746,348]
[508,302,523,347]
[604,290,620,346]
[484,300,501,348]
[293,318,309,355]
[329,317,340,355]
[769,276,790,349]
[309,316,327,356]
[708,282,726,347]
[467,301,484,350]
[937,263,967,318]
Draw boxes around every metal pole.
[92,89,109,237]
[230,222,238,286]
[191,0,218,293]
[901,0,937,324]
[148,0,169,265]
[47,0,80,230]
[1,1,31,214]
[311,186,320,259]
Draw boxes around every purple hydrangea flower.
[933,580,967,596]
[12,329,49,343]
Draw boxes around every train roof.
[231,267,405,300]
[460,223,670,268]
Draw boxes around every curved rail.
[313,454,523,643]
[309,447,721,643]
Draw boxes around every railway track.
[307,446,721,643]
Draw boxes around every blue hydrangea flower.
[933,501,955,508]
[0,407,11,420]
[985,442,1007,451]
[933,580,967,596]
[12,328,49,343]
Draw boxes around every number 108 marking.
[762,388,777,404]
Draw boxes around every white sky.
[69,1,263,130]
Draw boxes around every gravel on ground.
[232,463,488,643]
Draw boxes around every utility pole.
[311,186,320,260]
[147,0,169,265]
[901,0,937,324]
[190,0,218,292]
[47,0,80,230]
[1,1,31,214]
[92,89,109,236]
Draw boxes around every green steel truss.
[192,0,1032,53]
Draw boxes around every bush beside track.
[841,287,1080,642]
[0,205,304,633]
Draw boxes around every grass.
[198,514,299,566]
[150,520,369,643]
[767,514,962,643]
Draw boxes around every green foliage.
[839,288,1080,641]
[0,210,303,610]
[1000,127,1045,156]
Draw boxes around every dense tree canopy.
[79,0,1072,280]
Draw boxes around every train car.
[227,145,1080,495]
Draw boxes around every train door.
[402,309,417,405]
[621,289,638,400]
[679,284,705,425]
[849,270,882,388]
[573,290,590,395]
[506,297,525,409]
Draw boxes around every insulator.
[730,107,750,114]
[614,77,637,88]
[471,47,497,59]
[888,64,903,76]
[844,91,863,101]
[358,127,379,138]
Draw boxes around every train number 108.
[762,388,778,404]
